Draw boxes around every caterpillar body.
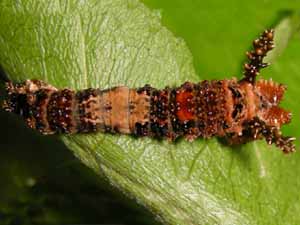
[1,29,296,153]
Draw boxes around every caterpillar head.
[255,79,291,128]
[225,78,295,153]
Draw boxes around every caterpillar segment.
[1,29,296,153]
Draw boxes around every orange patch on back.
[176,90,195,122]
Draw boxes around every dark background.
[0,109,162,225]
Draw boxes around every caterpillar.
[1,29,296,153]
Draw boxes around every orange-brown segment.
[176,89,195,122]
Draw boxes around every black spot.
[135,122,149,136]
[229,86,242,98]
[232,103,243,119]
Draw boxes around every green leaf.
[1,0,300,225]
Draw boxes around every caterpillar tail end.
[2,81,14,113]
